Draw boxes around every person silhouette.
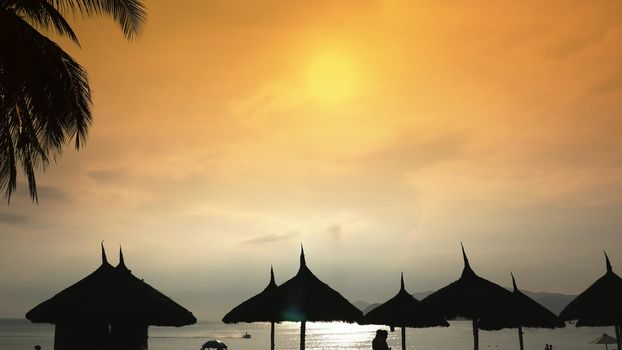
[372,329,383,350]
[372,329,391,350]
[382,330,392,350]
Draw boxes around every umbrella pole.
[615,324,621,350]
[300,320,306,350]
[518,326,524,350]
[472,319,479,350]
[401,327,406,350]
[271,321,275,350]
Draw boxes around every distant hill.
[520,291,576,315]
[354,290,576,315]
[352,300,371,312]
[363,303,381,314]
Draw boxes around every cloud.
[87,170,127,184]
[13,182,69,202]
[357,131,467,173]
[5,183,72,205]
[37,185,70,201]
[243,232,297,245]
[0,213,30,226]
[324,224,342,240]
[229,80,306,127]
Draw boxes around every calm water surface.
[0,319,616,350]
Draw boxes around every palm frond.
[0,9,92,202]
[5,0,80,46]
[0,104,19,203]
[51,0,146,40]
[0,0,143,202]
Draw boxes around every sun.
[305,50,360,102]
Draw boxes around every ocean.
[0,319,616,350]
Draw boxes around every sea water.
[0,318,616,350]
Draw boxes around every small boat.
[242,332,251,339]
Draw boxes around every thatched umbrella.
[560,252,622,350]
[26,243,117,350]
[480,273,565,350]
[421,244,516,350]
[111,247,197,349]
[589,333,618,350]
[362,273,449,350]
[274,246,363,350]
[26,244,197,350]
[222,266,280,350]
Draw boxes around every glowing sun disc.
[305,51,360,102]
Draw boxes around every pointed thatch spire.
[511,272,518,292]
[460,242,475,276]
[117,245,130,272]
[119,246,125,266]
[604,251,612,273]
[269,265,276,286]
[300,244,306,267]
[362,271,449,331]
[117,244,132,273]
[400,272,405,292]
[101,241,108,265]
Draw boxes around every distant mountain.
[412,291,434,300]
[520,291,576,315]
[352,300,371,312]
[355,290,576,315]
[363,303,381,314]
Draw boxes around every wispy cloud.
[243,232,298,245]
[87,170,128,184]
[324,224,342,240]
[229,80,305,127]
[14,183,69,201]
[40,185,70,201]
[357,131,467,173]
[0,213,29,226]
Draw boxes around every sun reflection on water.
[280,322,379,349]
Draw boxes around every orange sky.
[1,0,622,320]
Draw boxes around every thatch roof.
[26,244,196,327]
[560,252,622,327]
[26,244,118,324]
[362,273,449,328]
[421,244,515,330]
[589,334,618,345]
[480,273,564,330]
[273,247,362,323]
[222,266,280,323]
[510,273,564,328]
[111,248,196,327]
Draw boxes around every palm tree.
[0,0,146,203]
